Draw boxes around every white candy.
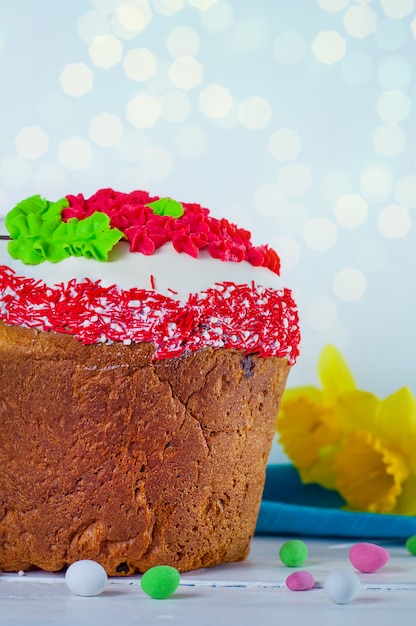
[324,569,360,604]
[65,560,108,597]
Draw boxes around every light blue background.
[0,0,415,461]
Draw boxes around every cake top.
[0,189,300,363]
[3,188,280,273]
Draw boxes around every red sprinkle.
[0,266,300,363]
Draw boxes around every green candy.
[405,536,416,555]
[140,565,181,599]
[279,540,308,567]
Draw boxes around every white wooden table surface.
[1,536,416,626]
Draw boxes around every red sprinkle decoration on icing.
[62,189,281,275]
[0,266,300,364]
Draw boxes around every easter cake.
[0,189,300,575]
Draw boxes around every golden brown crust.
[0,320,290,575]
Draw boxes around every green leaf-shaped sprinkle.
[146,197,184,218]
[5,194,124,265]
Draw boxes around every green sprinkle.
[279,540,308,567]
[140,565,180,599]
[405,536,416,555]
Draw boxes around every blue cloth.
[256,465,416,540]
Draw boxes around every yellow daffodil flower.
[277,345,356,490]
[334,386,416,514]
[277,345,416,515]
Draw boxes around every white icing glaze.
[0,239,283,301]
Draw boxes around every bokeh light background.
[0,0,415,461]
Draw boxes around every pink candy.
[349,542,390,573]
[286,570,315,591]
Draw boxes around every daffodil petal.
[335,431,408,514]
[281,386,322,406]
[318,345,356,399]
[278,387,341,470]
[278,392,324,469]
[377,387,416,451]
[299,446,339,490]
[336,389,381,432]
